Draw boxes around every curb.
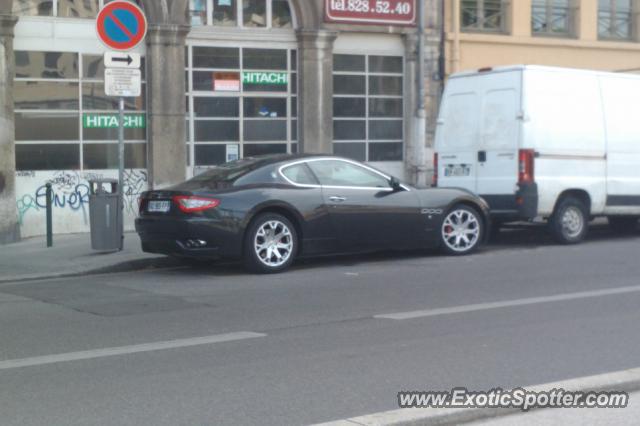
[0,257,183,284]
[314,367,640,426]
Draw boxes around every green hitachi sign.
[242,72,288,85]
[83,114,146,129]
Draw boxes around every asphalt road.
[2,223,640,426]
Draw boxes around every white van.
[434,65,640,244]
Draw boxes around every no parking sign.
[96,1,147,51]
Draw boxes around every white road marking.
[375,284,640,320]
[0,332,266,371]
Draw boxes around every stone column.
[145,24,189,189]
[0,14,19,244]
[296,29,338,154]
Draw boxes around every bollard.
[45,183,53,248]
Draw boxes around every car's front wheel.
[244,213,297,274]
[439,205,484,255]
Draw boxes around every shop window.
[186,46,296,168]
[189,0,208,25]
[461,0,506,32]
[14,51,79,79]
[332,54,404,162]
[213,0,238,26]
[83,143,147,169]
[599,0,633,40]
[334,98,366,118]
[12,0,116,18]
[194,98,240,117]
[83,121,146,141]
[333,75,366,95]
[12,0,53,16]
[16,144,80,171]
[57,0,99,18]
[334,55,366,72]
[334,143,367,162]
[243,49,287,70]
[195,145,227,166]
[206,0,293,29]
[272,0,292,28]
[369,143,404,162]
[532,0,574,36]
[15,112,80,141]
[244,144,287,157]
[244,120,287,141]
[14,81,79,110]
[14,50,148,171]
[193,47,240,69]
[243,0,267,27]
[195,120,240,142]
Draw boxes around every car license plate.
[444,165,471,177]
[147,200,171,213]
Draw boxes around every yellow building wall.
[445,0,640,75]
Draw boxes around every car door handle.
[329,196,347,203]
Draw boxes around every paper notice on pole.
[105,68,142,97]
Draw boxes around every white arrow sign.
[104,52,141,69]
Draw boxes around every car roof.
[243,153,338,166]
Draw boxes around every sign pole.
[118,97,125,251]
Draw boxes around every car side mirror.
[389,177,402,191]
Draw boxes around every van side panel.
[600,75,640,215]
[523,69,607,216]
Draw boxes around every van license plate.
[148,200,171,213]
[444,165,471,177]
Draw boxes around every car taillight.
[518,149,535,184]
[173,196,220,213]
[432,152,438,187]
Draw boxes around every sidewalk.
[0,232,176,283]
[470,391,640,426]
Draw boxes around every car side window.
[308,160,389,188]
[281,163,318,185]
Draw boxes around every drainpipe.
[413,0,428,187]
[452,0,461,73]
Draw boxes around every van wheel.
[608,216,639,233]
[243,213,297,274]
[440,205,484,255]
[549,197,588,244]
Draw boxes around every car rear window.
[189,158,266,183]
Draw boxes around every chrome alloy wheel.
[561,206,584,239]
[254,220,294,268]
[442,209,481,253]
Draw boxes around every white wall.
[16,169,148,238]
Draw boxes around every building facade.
[0,0,442,242]
[445,0,640,75]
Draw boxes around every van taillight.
[518,149,535,184]
[432,153,438,187]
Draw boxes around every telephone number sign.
[325,0,416,26]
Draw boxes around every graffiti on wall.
[15,169,148,237]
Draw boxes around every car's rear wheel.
[549,197,588,244]
[608,216,639,233]
[439,205,484,255]
[244,213,297,274]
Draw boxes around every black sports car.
[136,155,490,273]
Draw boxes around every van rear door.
[475,72,521,207]
[435,81,481,193]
